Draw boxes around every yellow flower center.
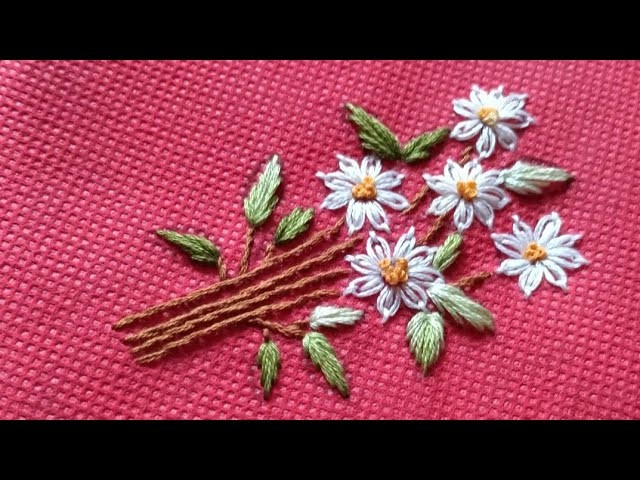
[477,106,499,126]
[378,257,409,286]
[456,180,478,201]
[522,242,547,262]
[352,175,377,200]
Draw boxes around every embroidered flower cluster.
[115,85,586,400]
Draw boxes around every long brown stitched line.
[458,145,474,166]
[453,271,493,290]
[123,234,361,343]
[238,226,255,275]
[113,217,345,330]
[135,289,339,364]
[129,267,349,353]
[418,213,449,245]
[250,319,306,338]
[264,242,276,260]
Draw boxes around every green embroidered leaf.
[500,160,573,195]
[257,339,280,399]
[156,230,220,264]
[302,332,349,398]
[244,155,282,228]
[346,103,402,160]
[400,127,450,163]
[433,233,463,272]
[428,283,494,332]
[274,207,314,245]
[406,312,444,373]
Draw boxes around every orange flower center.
[456,180,478,201]
[351,175,377,200]
[477,106,499,126]
[522,242,547,262]
[378,257,409,286]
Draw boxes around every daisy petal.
[541,259,568,291]
[444,160,464,182]
[476,126,497,159]
[377,286,401,323]
[375,170,404,190]
[497,258,530,276]
[345,253,379,276]
[366,231,392,262]
[393,226,416,258]
[547,247,588,269]
[518,264,544,298]
[473,199,495,228]
[400,280,428,311]
[424,175,457,196]
[451,119,483,141]
[320,190,351,210]
[346,200,365,235]
[376,190,409,211]
[498,93,526,117]
[453,200,474,231]
[428,194,459,216]
[361,155,382,178]
[534,212,561,246]
[363,201,390,232]
[546,233,582,250]
[344,274,384,298]
[477,185,510,209]
[501,109,534,129]
[452,98,479,118]
[316,171,357,190]
[491,233,524,259]
[494,124,518,151]
[512,215,534,243]
[336,154,363,182]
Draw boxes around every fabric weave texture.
[0,60,638,419]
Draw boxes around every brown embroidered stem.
[458,145,474,166]
[239,226,255,275]
[264,242,276,260]
[217,257,227,281]
[251,319,306,338]
[135,289,339,364]
[113,217,346,330]
[402,185,430,215]
[453,271,493,290]
[418,213,449,245]
[123,235,361,343]
[129,267,349,353]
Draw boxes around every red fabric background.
[1,60,638,419]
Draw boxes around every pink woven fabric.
[1,60,638,419]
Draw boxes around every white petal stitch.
[344,227,444,323]
[491,212,587,298]
[451,85,534,160]
[424,159,510,232]
[317,154,409,235]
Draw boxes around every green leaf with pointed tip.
[406,312,444,373]
[302,332,349,398]
[156,230,220,264]
[244,155,282,228]
[428,283,494,332]
[433,233,463,272]
[346,103,402,160]
[274,207,314,245]
[257,339,280,399]
[401,127,450,163]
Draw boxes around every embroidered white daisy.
[423,159,510,231]
[491,212,587,298]
[344,227,443,323]
[317,154,409,235]
[451,85,534,160]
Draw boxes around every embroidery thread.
[113,85,585,399]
